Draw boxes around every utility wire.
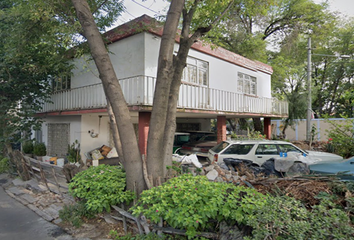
[131,0,160,14]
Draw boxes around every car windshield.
[210,141,229,153]
[198,135,217,141]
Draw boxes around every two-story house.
[36,15,288,161]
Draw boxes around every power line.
[131,0,160,14]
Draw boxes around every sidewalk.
[0,173,75,240]
[0,173,75,224]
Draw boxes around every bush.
[131,174,267,238]
[0,157,9,174]
[33,142,46,156]
[325,116,354,158]
[22,140,34,154]
[59,202,94,227]
[67,140,81,163]
[245,196,354,240]
[69,164,134,214]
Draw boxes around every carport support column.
[138,112,151,156]
[217,116,227,144]
[264,117,271,139]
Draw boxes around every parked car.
[309,157,354,180]
[179,134,218,158]
[208,140,343,166]
[173,132,191,153]
[184,131,215,142]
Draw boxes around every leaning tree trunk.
[107,102,124,163]
[71,0,146,195]
[146,0,185,184]
[148,0,235,181]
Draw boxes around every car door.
[254,144,280,165]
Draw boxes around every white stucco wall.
[71,33,146,88]
[80,114,113,160]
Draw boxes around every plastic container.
[57,158,65,167]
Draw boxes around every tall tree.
[71,0,235,194]
[0,0,71,155]
[146,0,235,183]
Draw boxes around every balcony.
[41,75,288,116]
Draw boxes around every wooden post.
[51,167,63,197]
[37,160,50,191]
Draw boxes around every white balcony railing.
[41,75,288,115]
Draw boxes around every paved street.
[0,176,74,240]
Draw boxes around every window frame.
[52,74,71,92]
[182,56,209,87]
[237,72,257,95]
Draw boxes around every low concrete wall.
[271,118,354,141]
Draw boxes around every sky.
[314,0,354,17]
[115,0,169,25]
[116,0,354,25]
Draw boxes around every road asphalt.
[0,174,74,240]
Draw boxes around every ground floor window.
[47,123,70,157]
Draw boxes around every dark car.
[184,131,215,142]
[179,134,218,158]
[310,157,354,180]
[173,132,191,153]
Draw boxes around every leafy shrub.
[33,142,46,156]
[59,202,94,227]
[0,157,9,173]
[67,140,81,163]
[131,174,267,238]
[69,164,134,213]
[245,196,354,240]
[325,116,354,158]
[109,231,169,240]
[231,130,266,140]
[22,140,34,154]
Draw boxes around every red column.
[264,117,271,139]
[138,112,151,156]
[217,116,227,143]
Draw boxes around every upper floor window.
[182,57,208,86]
[52,74,71,92]
[237,72,257,95]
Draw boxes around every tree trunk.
[252,118,263,133]
[107,102,124,163]
[146,0,185,183]
[71,0,146,194]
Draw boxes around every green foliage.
[67,140,81,163]
[109,232,170,240]
[59,202,94,228]
[69,164,134,214]
[324,116,354,158]
[231,130,265,140]
[131,174,267,238]
[0,0,125,155]
[245,196,354,240]
[0,157,9,174]
[22,140,34,154]
[33,142,46,156]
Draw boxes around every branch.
[190,0,235,42]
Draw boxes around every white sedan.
[208,140,343,166]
